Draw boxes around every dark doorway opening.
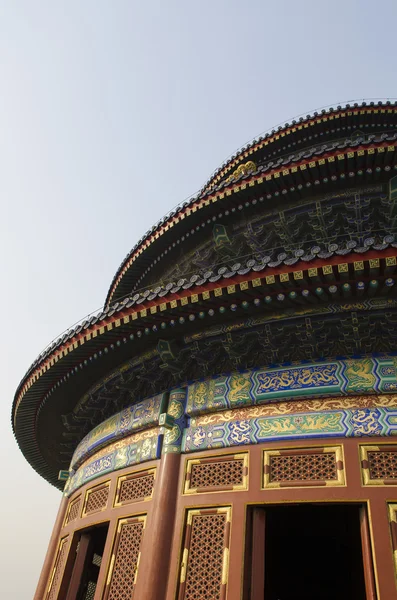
[75,524,108,600]
[62,522,109,600]
[246,503,373,600]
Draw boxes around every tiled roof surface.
[106,128,397,303]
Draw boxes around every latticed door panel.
[102,515,146,600]
[361,444,397,485]
[114,469,156,506]
[64,495,82,525]
[263,446,345,488]
[184,454,248,494]
[177,507,231,600]
[82,482,110,516]
[83,580,97,600]
[46,536,69,600]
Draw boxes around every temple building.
[13,101,397,599]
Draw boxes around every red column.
[134,452,181,600]
[34,493,68,600]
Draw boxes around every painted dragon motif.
[256,364,338,393]
[257,412,343,436]
[345,359,376,390]
[228,374,252,405]
[190,380,215,409]
[350,408,382,435]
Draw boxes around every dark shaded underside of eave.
[14,298,397,489]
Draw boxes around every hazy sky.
[1,1,397,597]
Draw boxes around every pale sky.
[1,1,397,597]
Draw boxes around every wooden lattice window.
[263,446,345,488]
[103,516,146,600]
[46,536,69,600]
[184,454,248,494]
[177,507,231,600]
[82,482,110,516]
[84,581,96,600]
[64,495,81,526]
[114,469,155,507]
[361,445,397,485]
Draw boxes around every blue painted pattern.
[64,355,397,495]
[163,388,187,454]
[65,428,161,496]
[70,393,166,470]
[182,406,397,453]
[186,357,397,417]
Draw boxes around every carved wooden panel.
[361,444,397,485]
[84,581,96,600]
[103,516,146,600]
[178,507,231,600]
[263,446,345,488]
[82,482,110,516]
[46,536,69,600]
[114,469,155,507]
[64,495,81,526]
[184,454,248,494]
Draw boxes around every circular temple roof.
[104,100,397,306]
[12,100,397,488]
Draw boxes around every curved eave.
[200,101,397,194]
[105,133,397,305]
[13,246,397,487]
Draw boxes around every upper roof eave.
[105,127,397,305]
